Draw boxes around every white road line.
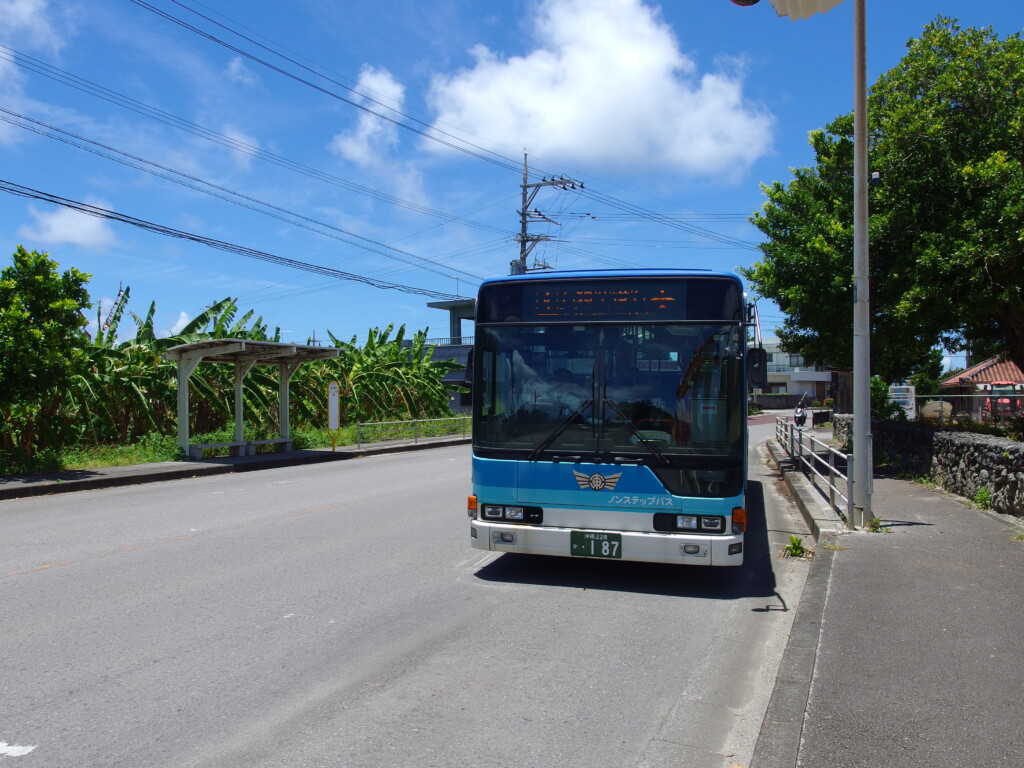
[0,742,37,757]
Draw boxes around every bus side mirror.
[747,347,768,389]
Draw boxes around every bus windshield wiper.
[527,399,594,461]
[602,398,669,466]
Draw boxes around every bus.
[468,270,767,566]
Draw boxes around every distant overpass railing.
[426,336,474,346]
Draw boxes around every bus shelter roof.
[162,338,339,365]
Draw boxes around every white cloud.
[327,66,406,167]
[0,0,71,143]
[225,56,259,87]
[0,0,65,52]
[221,125,260,171]
[19,199,117,248]
[164,311,190,337]
[426,0,773,177]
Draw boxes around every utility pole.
[511,153,582,275]
[850,0,872,527]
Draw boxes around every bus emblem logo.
[573,471,622,491]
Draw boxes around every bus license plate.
[570,531,622,559]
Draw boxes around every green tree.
[744,18,1024,381]
[0,246,92,407]
[0,247,91,457]
[908,347,945,398]
[323,324,459,424]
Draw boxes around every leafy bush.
[871,377,907,420]
[783,535,806,558]
[0,447,63,476]
[60,433,181,469]
[972,487,992,510]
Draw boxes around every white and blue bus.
[468,270,766,566]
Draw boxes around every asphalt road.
[1,426,809,767]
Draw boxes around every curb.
[750,438,842,768]
[750,545,833,768]
[0,436,471,501]
[766,438,846,541]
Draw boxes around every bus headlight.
[700,516,724,532]
[477,504,543,524]
[676,515,698,530]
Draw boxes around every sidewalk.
[754,440,1024,767]
[0,434,471,501]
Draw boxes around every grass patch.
[972,487,992,510]
[354,417,471,443]
[1,417,471,477]
[865,516,891,533]
[44,433,181,471]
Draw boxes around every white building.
[760,341,832,402]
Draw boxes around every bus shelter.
[163,339,338,459]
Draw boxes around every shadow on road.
[0,468,100,485]
[474,480,777,600]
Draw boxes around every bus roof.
[479,269,742,287]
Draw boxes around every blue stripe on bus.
[472,457,742,514]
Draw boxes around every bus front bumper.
[470,520,743,566]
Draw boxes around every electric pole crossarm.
[513,153,583,274]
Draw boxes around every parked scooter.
[794,404,807,427]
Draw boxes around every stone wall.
[831,414,1024,515]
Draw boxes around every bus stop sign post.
[328,381,341,451]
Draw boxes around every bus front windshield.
[474,323,745,465]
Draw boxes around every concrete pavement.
[3,427,1021,767]
[755,435,1024,767]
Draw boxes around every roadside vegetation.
[743,19,1024,388]
[1,247,463,476]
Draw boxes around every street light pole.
[734,0,872,525]
[851,0,872,526]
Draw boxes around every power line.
[127,1,763,252]
[126,0,525,173]
[0,179,463,301]
[577,187,760,251]
[6,7,765,266]
[0,108,484,283]
[552,212,751,222]
[0,44,512,239]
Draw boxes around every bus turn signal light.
[467,495,478,516]
[732,507,747,534]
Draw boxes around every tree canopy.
[744,18,1024,382]
[0,246,91,410]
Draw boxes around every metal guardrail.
[775,417,853,526]
[356,416,471,446]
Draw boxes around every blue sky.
[1,0,1019,361]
